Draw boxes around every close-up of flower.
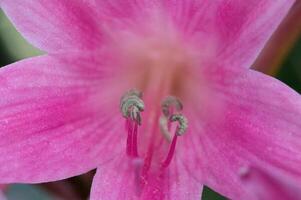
[0,0,300,199]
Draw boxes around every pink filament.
[161,134,178,168]
[126,119,139,157]
[126,119,132,156]
[132,122,139,157]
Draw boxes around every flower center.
[107,14,203,194]
[113,34,197,141]
[112,16,199,169]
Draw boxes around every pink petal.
[0,53,124,183]
[93,0,157,20]
[241,166,301,200]
[0,0,101,52]
[182,69,301,199]
[90,155,202,200]
[91,0,294,70]
[214,0,294,69]
[165,0,295,69]
[90,157,139,200]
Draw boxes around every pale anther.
[160,96,188,138]
[161,96,183,117]
[170,114,188,136]
[120,89,144,125]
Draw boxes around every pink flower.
[0,0,300,199]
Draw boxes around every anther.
[161,96,183,117]
[170,114,188,136]
[120,89,144,125]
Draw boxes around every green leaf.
[202,186,228,200]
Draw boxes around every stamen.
[120,89,144,157]
[160,96,188,168]
[160,96,187,138]
[120,89,144,125]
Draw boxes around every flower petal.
[0,0,101,52]
[165,0,295,69]
[90,157,139,200]
[241,166,301,200]
[0,53,124,183]
[216,0,295,69]
[91,0,161,32]
[90,155,202,200]
[182,69,301,199]
[93,0,157,18]
[92,0,294,69]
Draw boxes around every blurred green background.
[0,5,300,200]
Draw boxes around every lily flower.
[0,0,300,199]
